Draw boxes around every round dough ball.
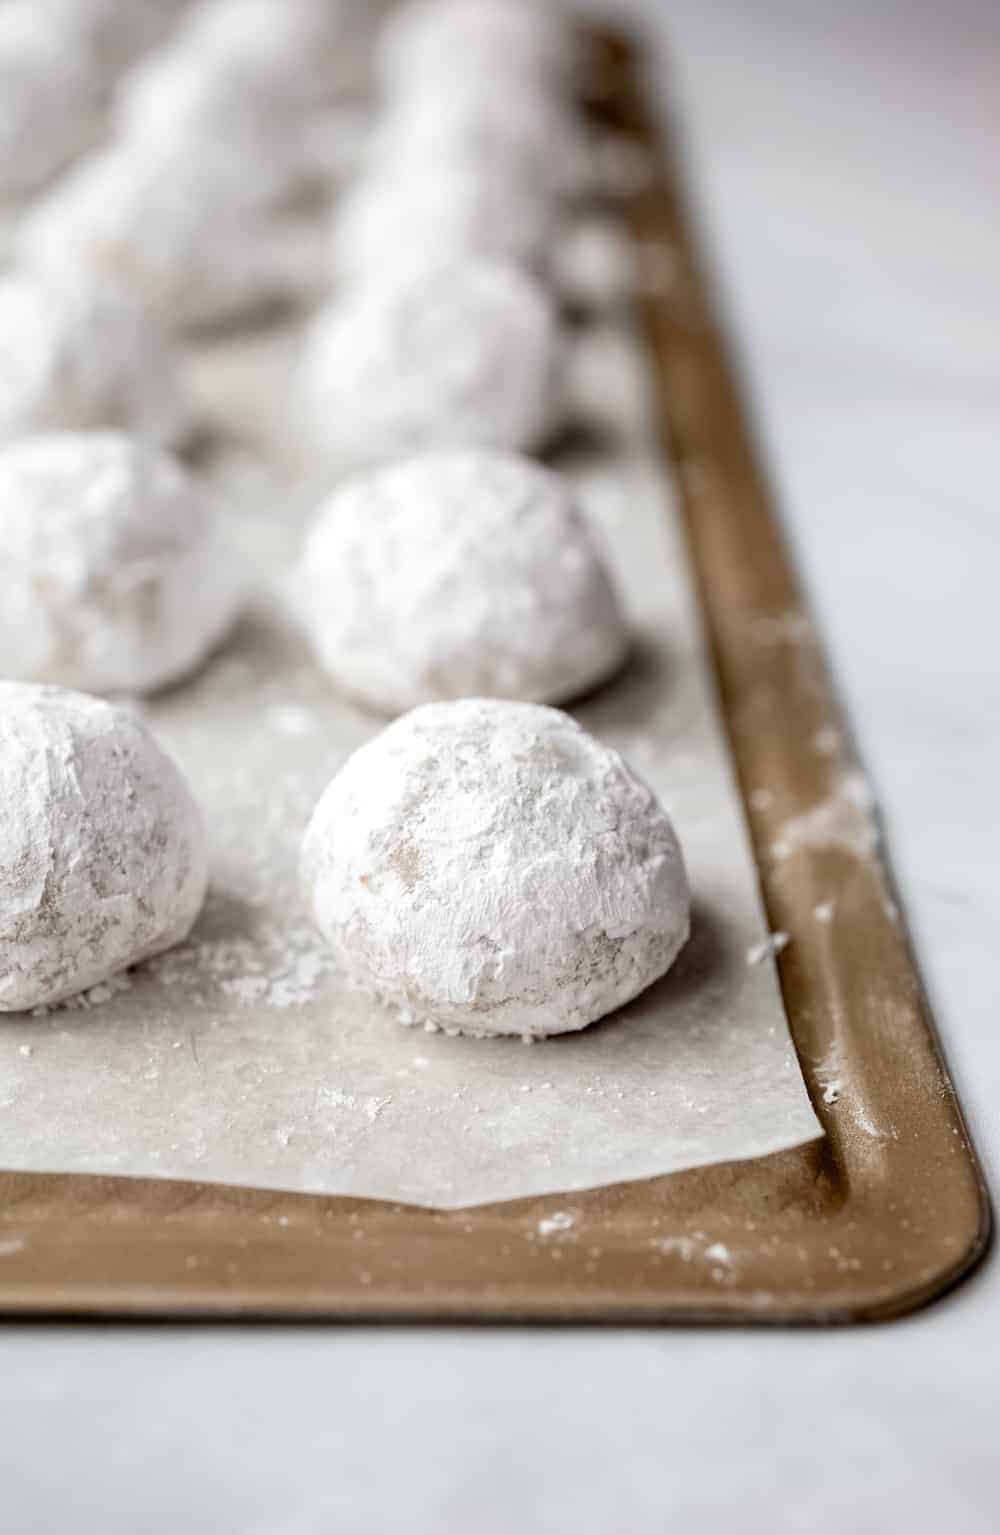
[297,259,562,463]
[0,272,191,448]
[0,683,207,1012]
[0,432,244,695]
[18,145,319,331]
[376,0,575,103]
[0,6,101,197]
[300,450,628,714]
[302,699,690,1038]
[329,160,560,278]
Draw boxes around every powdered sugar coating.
[170,0,372,106]
[18,146,320,331]
[0,432,244,694]
[297,259,562,462]
[301,699,690,1038]
[112,18,335,200]
[47,0,185,79]
[115,44,313,162]
[363,85,592,204]
[329,159,560,277]
[0,273,190,448]
[300,450,628,714]
[376,0,575,103]
[0,683,207,1011]
[0,6,100,197]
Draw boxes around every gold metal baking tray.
[0,30,988,1323]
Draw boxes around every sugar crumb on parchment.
[746,932,790,966]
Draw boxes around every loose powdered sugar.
[770,772,878,863]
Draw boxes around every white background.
[1,2,998,1529]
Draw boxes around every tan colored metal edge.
[0,30,989,1324]
[599,32,991,1319]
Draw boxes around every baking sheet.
[0,24,984,1325]
[0,304,821,1209]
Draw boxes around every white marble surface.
[1,2,998,1529]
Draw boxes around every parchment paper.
[0,313,822,1208]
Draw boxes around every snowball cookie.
[47,0,186,80]
[173,0,373,106]
[111,27,332,200]
[0,5,101,197]
[0,273,191,448]
[301,699,690,1039]
[329,160,560,278]
[18,145,320,331]
[0,433,244,694]
[364,86,592,204]
[0,684,207,1011]
[554,215,639,313]
[114,41,312,150]
[300,451,628,714]
[376,0,575,103]
[297,260,562,463]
